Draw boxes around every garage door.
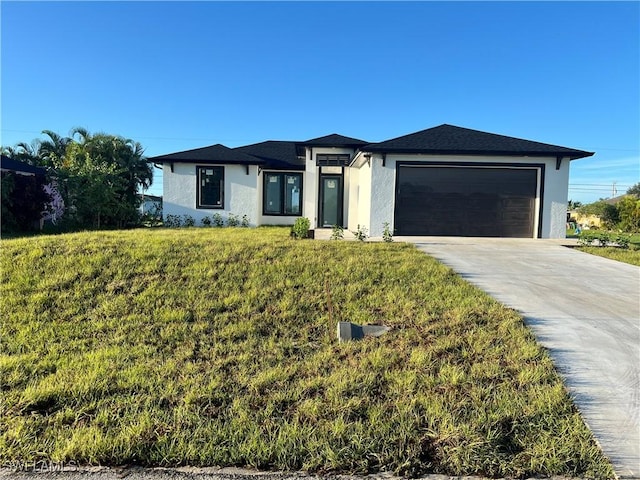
[394,165,538,237]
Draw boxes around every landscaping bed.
[0,228,613,478]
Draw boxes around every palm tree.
[39,130,71,169]
[8,140,42,165]
[70,126,91,145]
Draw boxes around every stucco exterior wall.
[163,153,571,238]
[350,160,372,233]
[347,166,359,232]
[303,149,317,229]
[369,154,395,237]
[368,154,569,239]
[163,163,259,226]
[545,157,570,238]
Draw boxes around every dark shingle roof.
[300,133,369,147]
[234,141,304,170]
[362,124,593,160]
[149,144,263,165]
[1,155,47,175]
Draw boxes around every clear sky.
[2,1,638,202]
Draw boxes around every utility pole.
[612,181,617,197]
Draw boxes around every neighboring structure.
[1,154,47,177]
[139,193,163,218]
[149,124,593,238]
[569,194,634,229]
[1,155,64,231]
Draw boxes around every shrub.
[227,214,240,227]
[596,231,611,247]
[330,224,344,240]
[201,216,212,227]
[212,213,224,227]
[182,214,196,227]
[578,201,619,229]
[382,222,393,243]
[613,233,631,249]
[617,195,640,232]
[241,215,250,228]
[578,230,631,249]
[291,217,311,239]
[164,215,182,228]
[351,224,368,242]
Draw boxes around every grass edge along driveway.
[0,228,614,478]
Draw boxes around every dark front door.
[319,175,343,227]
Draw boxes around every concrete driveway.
[399,237,640,478]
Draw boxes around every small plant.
[241,215,250,228]
[227,213,240,227]
[351,224,368,242]
[614,233,631,249]
[201,216,212,227]
[330,224,344,240]
[182,214,196,227]
[382,222,393,242]
[164,214,182,228]
[577,231,597,246]
[595,231,611,247]
[212,212,224,227]
[291,217,311,239]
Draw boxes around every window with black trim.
[197,166,224,209]
[263,172,302,216]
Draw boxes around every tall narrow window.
[197,166,224,209]
[264,173,282,214]
[263,172,302,216]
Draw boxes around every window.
[197,166,224,209]
[263,172,302,216]
[316,154,350,167]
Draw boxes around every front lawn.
[575,246,640,266]
[0,228,613,478]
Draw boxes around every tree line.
[2,128,153,233]
[571,183,640,232]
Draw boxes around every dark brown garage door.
[394,165,538,237]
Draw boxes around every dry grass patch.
[0,228,613,477]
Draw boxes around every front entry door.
[319,175,343,227]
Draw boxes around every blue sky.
[2,1,638,202]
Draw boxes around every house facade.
[150,124,593,238]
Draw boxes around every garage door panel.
[395,166,537,237]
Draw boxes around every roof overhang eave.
[150,157,265,165]
[359,148,595,160]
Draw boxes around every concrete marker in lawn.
[337,321,391,342]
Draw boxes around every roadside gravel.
[0,466,603,480]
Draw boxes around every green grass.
[567,229,640,266]
[0,228,613,478]
[575,246,640,266]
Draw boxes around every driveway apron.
[400,237,640,478]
